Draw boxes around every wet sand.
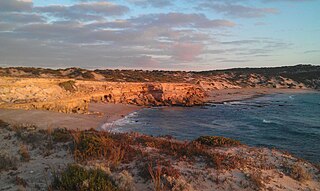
[0,103,141,130]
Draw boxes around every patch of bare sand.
[0,103,141,130]
[206,88,317,103]
[0,124,73,191]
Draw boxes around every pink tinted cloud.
[172,43,204,62]
[133,55,159,67]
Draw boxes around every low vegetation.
[53,164,120,191]
[51,128,72,143]
[0,153,17,172]
[1,121,319,190]
[283,163,312,182]
[247,170,266,190]
[194,136,241,147]
[58,80,77,92]
[19,144,30,162]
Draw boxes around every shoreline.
[0,103,142,130]
[0,88,317,131]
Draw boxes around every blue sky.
[0,0,319,70]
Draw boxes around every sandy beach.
[0,103,141,130]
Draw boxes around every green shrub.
[51,128,72,143]
[53,164,120,191]
[82,71,94,79]
[194,136,241,147]
[0,153,17,171]
[59,80,77,92]
[71,131,125,166]
[0,120,9,128]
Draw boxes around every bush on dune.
[52,164,120,191]
[51,128,72,143]
[58,80,77,92]
[194,136,241,147]
[0,153,17,172]
[71,131,126,167]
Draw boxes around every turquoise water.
[106,93,320,163]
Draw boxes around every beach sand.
[0,103,141,130]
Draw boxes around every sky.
[0,0,319,70]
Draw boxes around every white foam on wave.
[100,111,139,131]
[230,101,244,105]
[263,119,272,124]
[289,95,295,100]
[224,101,244,105]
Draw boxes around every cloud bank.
[0,0,318,70]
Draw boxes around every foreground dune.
[0,121,319,191]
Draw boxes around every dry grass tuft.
[283,163,312,182]
[19,145,31,162]
[247,170,265,190]
[148,162,165,191]
[16,176,28,188]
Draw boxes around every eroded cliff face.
[82,81,205,106]
[196,73,308,91]
[0,70,312,114]
[0,77,205,114]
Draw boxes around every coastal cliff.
[0,65,319,114]
[0,77,205,113]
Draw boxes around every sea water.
[106,93,320,163]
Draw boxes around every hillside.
[0,65,319,89]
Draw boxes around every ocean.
[104,92,320,163]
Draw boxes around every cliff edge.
[0,77,205,113]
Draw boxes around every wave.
[100,111,139,131]
[223,101,245,105]
[289,95,295,100]
[263,119,272,124]
[223,101,269,108]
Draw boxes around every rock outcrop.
[0,77,205,114]
[84,82,205,106]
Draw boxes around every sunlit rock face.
[0,77,206,113]
[1,65,317,114]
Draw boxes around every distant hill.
[0,65,319,89]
